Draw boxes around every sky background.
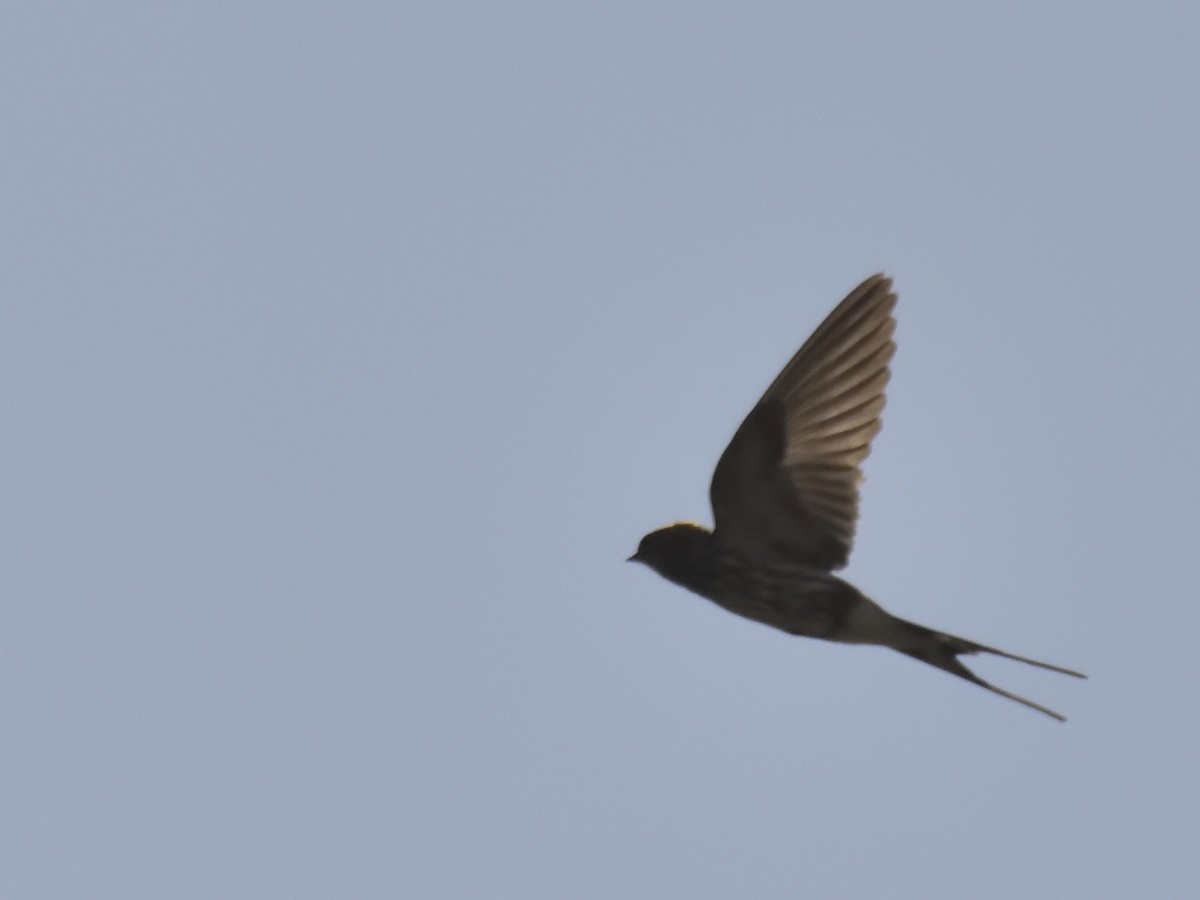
[3,3,1198,898]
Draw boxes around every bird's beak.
[627,552,640,563]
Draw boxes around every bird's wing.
[709,274,896,570]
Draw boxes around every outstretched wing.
[709,274,897,570]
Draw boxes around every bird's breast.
[681,551,860,639]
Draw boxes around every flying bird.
[629,275,1085,721]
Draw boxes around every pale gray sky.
[3,3,1198,897]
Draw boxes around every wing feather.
[709,274,897,569]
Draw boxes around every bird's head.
[628,522,712,577]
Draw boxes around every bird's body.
[632,521,854,639]
[630,275,1085,720]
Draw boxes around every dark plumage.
[630,275,1085,720]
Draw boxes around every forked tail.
[894,620,1087,722]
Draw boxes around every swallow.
[630,274,1085,720]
